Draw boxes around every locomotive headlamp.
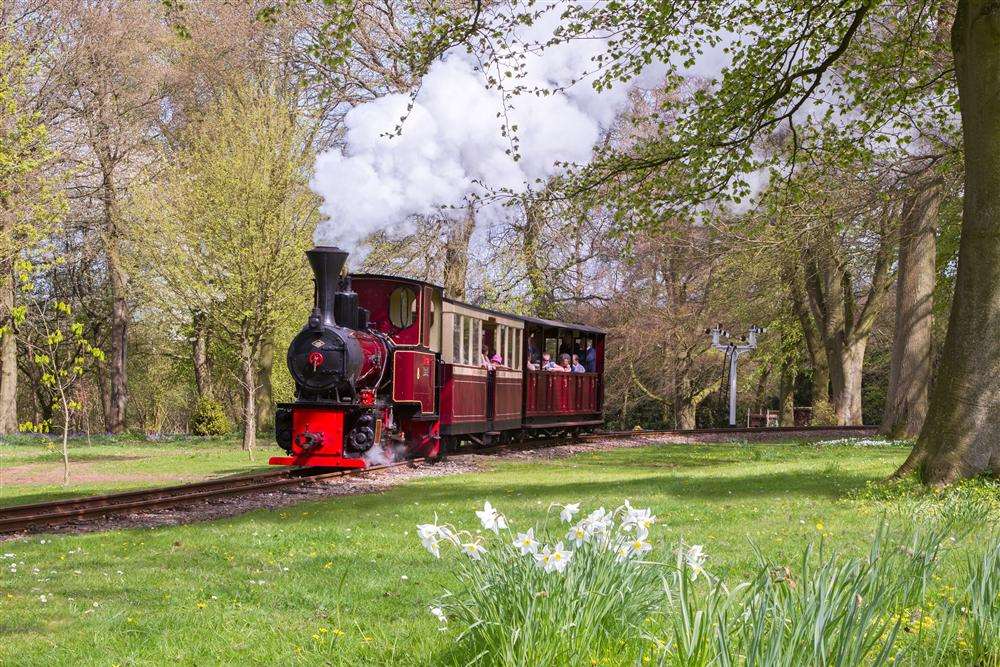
[359,389,376,407]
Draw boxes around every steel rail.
[0,425,876,534]
[0,460,422,534]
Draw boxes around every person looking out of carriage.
[527,334,541,366]
[541,352,558,371]
[584,340,597,372]
[480,344,494,370]
[571,354,585,373]
[558,334,575,357]
[552,354,571,372]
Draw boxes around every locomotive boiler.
[270,246,390,468]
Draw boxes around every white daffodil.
[416,522,444,557]
[548,542,573,574]
[475,501,508,533]
[422,537,441,558]
[682,544,707,579]
[559,503,581,523]
[582,507,612,534]
[622,506,656,533]
[416,523,440,541]
[438,525,460,545]
[566,522,592,547]
[429,606,447,624]
[534,545,552,571]
[514,528,540,555]
[627,536,653,558]
[461,541,487,561]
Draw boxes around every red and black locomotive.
[271,246,605,469]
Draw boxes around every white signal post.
[707,325,766,427]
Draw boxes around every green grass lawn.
[0,440,971,665]
[0,435,269,507]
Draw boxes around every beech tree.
[133,85,316,454]
[48,0,172,434]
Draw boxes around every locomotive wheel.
[432,437,453,463]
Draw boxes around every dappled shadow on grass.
[403,468,876,506]
[230,465,880,533]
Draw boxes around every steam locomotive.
[270,246,606,469]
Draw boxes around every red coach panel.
[440,364,488,434]
[492,369,522,430]
[392,350,436,414]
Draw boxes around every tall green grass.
[416,498,997,667]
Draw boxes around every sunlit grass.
[4,440,994,665]
[0,434,268,507]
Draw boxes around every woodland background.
[0,0,962,450]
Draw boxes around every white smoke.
[312,6,668,248]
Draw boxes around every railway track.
[0,425,877,535]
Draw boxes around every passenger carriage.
[351,274,606,451]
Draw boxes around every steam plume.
[311,7,666,247]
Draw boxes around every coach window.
[388,287,416,328]
[472,319,482,365]
[453,314,463,363]
[462,316,472,364]
[514,328,522,369]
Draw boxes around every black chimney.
[307,246,349,327]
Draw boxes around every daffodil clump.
[414,497,999,666]
[415,500,668,665]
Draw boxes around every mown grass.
[0,435,268,507]
[1,439,990,665]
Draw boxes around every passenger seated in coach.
[558,335,575,357]
[571,354,586,373]
[551,353,572,372]
[480,344,494,370]
[527,334,541,365]
[541,352,559,371]
[491,353,504,368]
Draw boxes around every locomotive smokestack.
[307,246,348,327]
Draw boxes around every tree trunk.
[257,337,274,431]
[192,310,212,398]
[103,169,128,434]
[523,201,555,317]
[898,0,1000,483]
[0,264,17,434]
[240,337,257,455]
[778,360,795,426]
[830,336,867,425]
[59,388,70,485]
[675,400,697,430]
[882,177,941,438]
[442,205,476,300]
[786,265,831,407]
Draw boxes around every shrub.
[190,397,231,436]
[810,400,837,427]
